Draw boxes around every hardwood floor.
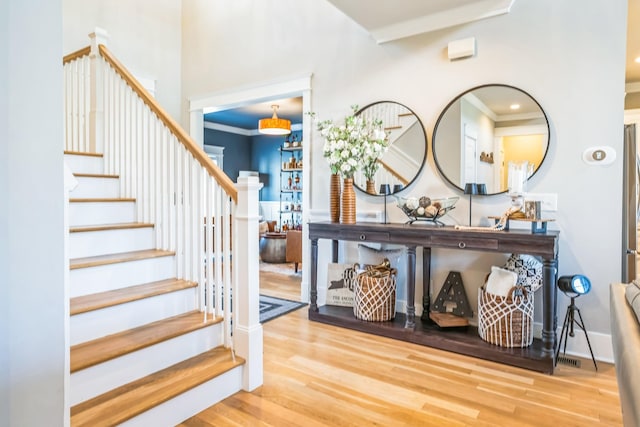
[180,267,622,426]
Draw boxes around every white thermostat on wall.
[582,146,616,165]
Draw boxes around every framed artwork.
[325,263,359,307]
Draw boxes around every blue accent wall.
[204,128,252,183]
[205,129,302,202]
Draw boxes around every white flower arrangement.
[312,106,389,179]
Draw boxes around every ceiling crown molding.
[327,0,515,44]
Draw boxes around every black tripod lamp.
[379,184,391,224]
[555,274,598,370]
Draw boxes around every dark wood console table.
[308,221,559,374]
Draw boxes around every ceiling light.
[635,56,640,64]
[258,105,291,135]
[510,103,520,110]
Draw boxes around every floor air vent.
[557,356,581,368]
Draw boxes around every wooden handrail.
[63,46,91,64]
[97,44,238,202]
[377,158,409,186]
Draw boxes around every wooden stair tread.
[64,150,103,157]
[70,347,244,427]
[70,278,197,315]
[70,310,223,373]
[70,249,174,270]
[70,222,154,233]
[69,197,136,203]
[73,172,119,179]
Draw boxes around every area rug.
[260,294,306,323]
[259,261,301,277]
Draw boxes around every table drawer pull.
[458,242,466,249]
[360,234,366,241]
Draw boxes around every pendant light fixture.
[258,104,291,135]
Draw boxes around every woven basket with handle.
[478,285,534,347]
[353,265,396,322]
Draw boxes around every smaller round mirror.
[432,84,550,195]
[353,101,427,196]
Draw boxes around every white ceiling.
[325,0,515,44]
[206,0,639,129]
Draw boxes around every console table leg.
[405,246,416,329]
[421,247,432,321]
[310,238,319,312]
[542,257,558,355]
[331,240,338,263]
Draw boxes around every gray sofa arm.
[610,283,640,427]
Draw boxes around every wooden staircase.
[66,151,244,426]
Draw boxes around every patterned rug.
[259,261,301,277]
[260,294,306,323]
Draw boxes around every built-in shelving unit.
[279,138,303,231]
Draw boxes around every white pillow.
[485,266,518,297]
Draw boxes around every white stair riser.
[64,154,104,175]
[71,176,120,199]
[69,227,155,258]
[70,323,223,406]
[70,256,175,297]
[120,367,243,427]
[70,288,198,345]
[70,201,136,226]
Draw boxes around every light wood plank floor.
[181,267,622,426]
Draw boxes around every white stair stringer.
[119,367,243,427]
[69,226,155,258]
[70,287,198,345]
[64,153,104,175]
[70,256,175,297]
[70,323,224,406]
[70,200,136,226]
[72,175,120,198]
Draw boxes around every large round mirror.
[353,101,427,196]
[432,84,549,195]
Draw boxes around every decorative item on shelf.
[430,271,471,328]
[463,183,487,226]
[353,258,397,321]
[478,266,534,347]
[396,196,459,225]
[342,177,356,224]
[379,184,391,224]
[329,173,341,223]
[479,151,494,164]
[507,160,534,214]
[366,180,376,195]
[258,104,291,135]
[311,105,389,223]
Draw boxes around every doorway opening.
[189,76,312,303]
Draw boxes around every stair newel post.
[88,27,109,155]
[233,176,264,391]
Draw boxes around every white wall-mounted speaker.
[582,146,616,165]
[448,37,476,60]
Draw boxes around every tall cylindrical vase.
[366,179,376,195]
[330,173,341,223]
[341,177,356,224]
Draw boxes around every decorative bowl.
[395,196,459,225]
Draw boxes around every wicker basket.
[478,286,533,347]
[353,271,396,321]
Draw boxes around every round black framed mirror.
[432,84,550,195]
[353,101,428,196]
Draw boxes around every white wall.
[182,0,627,360]
[63,0,183,119]
[2,0,67,425]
